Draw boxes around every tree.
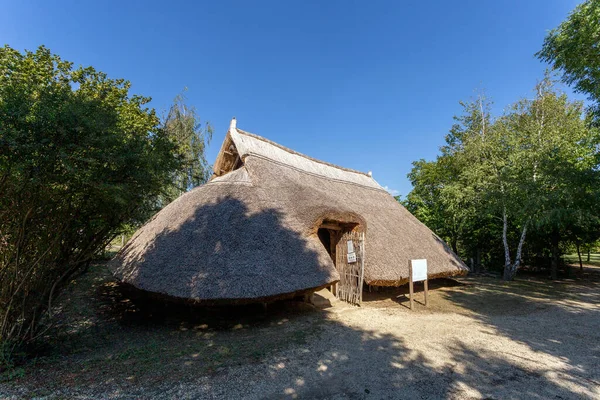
[405,94,499,269]
[537,0,600,125]
[0,45,188,360]
[567,219,600,272]
[404,159,462,254]
[443,94,535,281]
[537,1,600,273]
[466,77,599,280]
[440,93,496,263]
[162,91,213,203]
[405,77,600,281]
[504,75,597,279]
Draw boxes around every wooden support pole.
[424,279,429,307]
[409,260,414,310]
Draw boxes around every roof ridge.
[235,128,372,178]
[247,152,388,193]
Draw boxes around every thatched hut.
[110,119,467,305]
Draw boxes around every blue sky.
[1,0,583,197]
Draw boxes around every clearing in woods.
[1,263,600,399]
[564,253,600,267]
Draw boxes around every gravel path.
[2,273,600,399]
[155,299,600,399]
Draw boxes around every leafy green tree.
[0,45,187,359]
[405,77,600,281]
[537,0,600,124]
[404,160,459,252]
[162,91,213,203]
[505,76,585,276]
[483,76,599,278]
[405,94,497,268]
[440,94,495,260]
[567,219,600,271]
[537,2,600,267]
[405,157,471,256]
[464,77,599,280]
[440,94,535,281]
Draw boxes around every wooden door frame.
[335,230,365,305]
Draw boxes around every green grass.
[564,253,600,267]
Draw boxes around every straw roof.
[110,121,467,303]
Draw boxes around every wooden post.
[424,278,428,307]
[409,260,414,310]
[359,232,365,305]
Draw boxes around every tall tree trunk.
[550,230,560,280]
[505,224,528,281]
[502,207,512,280]
[502,211,528,281]
[587,249,591,263]
[576,242,583,272]
[514,224,528,269]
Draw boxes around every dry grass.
[1,263,324,395]
[2,264,600,399]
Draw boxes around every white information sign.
[347,240,355,254]
[411,259,428,282]
[347,252,357,263]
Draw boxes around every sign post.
[409,259,428,310]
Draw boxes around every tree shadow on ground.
[438,273,600,398]
[7,266,599,399]
[4,195,599,398]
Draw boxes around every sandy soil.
[1,265,599,399]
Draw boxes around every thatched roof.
[110,120,467,303]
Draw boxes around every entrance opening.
[317,220,358,263]
[316,219,364,305]
[317,228,332,259]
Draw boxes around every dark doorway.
[317,228,332,257]
[316,220,359,263]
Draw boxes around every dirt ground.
[1,264,600,399]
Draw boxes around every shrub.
[0,45,179,362]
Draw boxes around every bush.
[0,45,180,362]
